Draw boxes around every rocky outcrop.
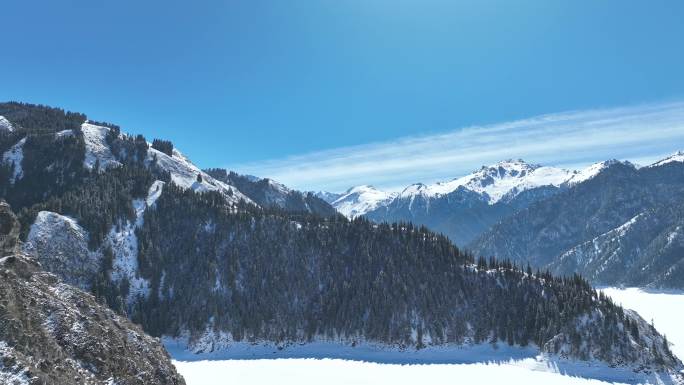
[0,201,185,385]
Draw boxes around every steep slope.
[0,201,185,385]
[205,168,336,216]
[470,157,684,288]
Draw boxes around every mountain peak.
[332,185,396,218]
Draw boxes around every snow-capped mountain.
[471,154,684,288]
[412,159,575,203]
[322,160,578,244]
[325,185,398,219]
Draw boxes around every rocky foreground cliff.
[0,201,185,385]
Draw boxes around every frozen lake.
[172,287,684,385]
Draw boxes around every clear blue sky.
[2,0,684,187]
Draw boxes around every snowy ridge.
[81,120,253,204]
[649,151,684,168]
[82,122,122,171]
[147,146,253,205]
[420,159,574,203]
[330,185,397,218]
[0,116,14,132]
[1,137,26,183]
[565,160,634,185]
[327,158,648,218]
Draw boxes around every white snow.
[81,122,121,171]
[147,147,252,205]
[55,129,75,139]
[330,185,398,218]
[108,181,165,303]
[649,151,684,168]
[0,116,14,132]
[23,211,101,289]
[601,287,684,360]
[423,160,574,203]
[171,288,684,385]
[169,340,679,385]
[2,137,26,183]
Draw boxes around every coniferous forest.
[0,102,680,374]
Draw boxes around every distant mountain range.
[319,155,684,289]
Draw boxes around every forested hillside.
[0,102,681,377]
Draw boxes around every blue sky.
[2,1,684,191]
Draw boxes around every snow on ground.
[0,116,14,132]
[81,122,121,171]
[146,146,252,205]
[171,288,684,385]
[173,358,625,385]
[23,211,101,289]
[2,137,26,183]
[109,181,165,304]
[601,287,684,360]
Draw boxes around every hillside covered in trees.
[0,102,682,378]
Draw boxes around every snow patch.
[2,137,25,183]
[108,181,164,304]
[0,116,14,132]
[82,122,121,171]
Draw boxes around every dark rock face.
[0,202,185,385]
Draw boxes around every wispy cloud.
[229,101,684,193]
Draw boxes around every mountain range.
[1,102,683,382]
[319,155,684,289]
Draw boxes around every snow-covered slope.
[81,122,122,171]
[80,120,252,205]
[1,137,26,183]
[23,211,102,289]
[23,180,168,303]
[0,115,14,132]
[330,185,397,218]
[147,147,252,205]
[564,160,635,185]
[649,151,684,168]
